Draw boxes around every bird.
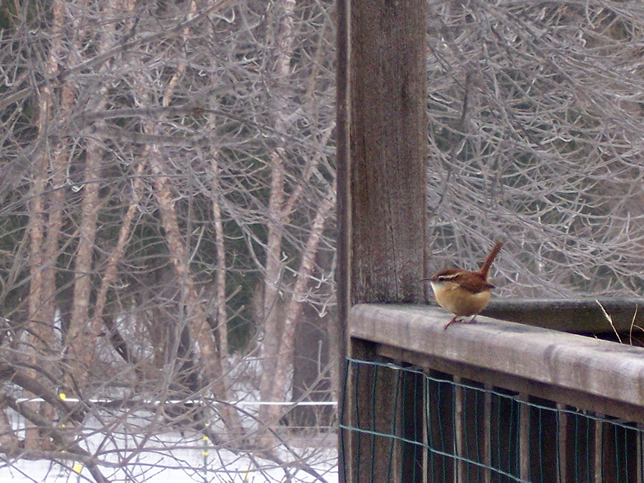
[425,241,503,330]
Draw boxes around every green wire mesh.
[341,357,644,482]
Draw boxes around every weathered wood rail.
[343,303,644,482]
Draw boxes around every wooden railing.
[341,303,644,482]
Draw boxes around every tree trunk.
[24,0,73,450]
[263,193,334,425]
[65,0,123,388]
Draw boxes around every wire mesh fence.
[341,357,644,483]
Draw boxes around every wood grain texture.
[483,298,644,333]
[340,1,428,481]
[349,0,427,305]
[351,303,644,411]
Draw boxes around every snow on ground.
[0,434,339,483]
[0,412,338,483]
[1,446,339,483]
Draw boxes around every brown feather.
[479,241,504,280]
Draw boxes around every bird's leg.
[444,315,478,330]
[444,315,461,330]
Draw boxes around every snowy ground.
[1,447,339,483]
[0,436,339,483]
[0,411,339,483]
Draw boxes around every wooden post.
[484,386,493,483]
[335,0,351,477]
[454,377,465,483]
[519,394,530,481]
[336,0,427,479]
[558,404,568,482]
[595,416,603,483]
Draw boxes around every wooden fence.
[341,303,644,482]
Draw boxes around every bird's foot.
[444,315,478,330]
[444,316,461,330]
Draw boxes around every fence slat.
[351,303,644,422]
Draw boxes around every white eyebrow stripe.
[437,273,462,281]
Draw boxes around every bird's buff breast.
[430,281,491,316]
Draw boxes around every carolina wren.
[426,242,503,329]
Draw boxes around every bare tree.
[257,0,336,432]
[425,1,644,301]
[0,0,336,479]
